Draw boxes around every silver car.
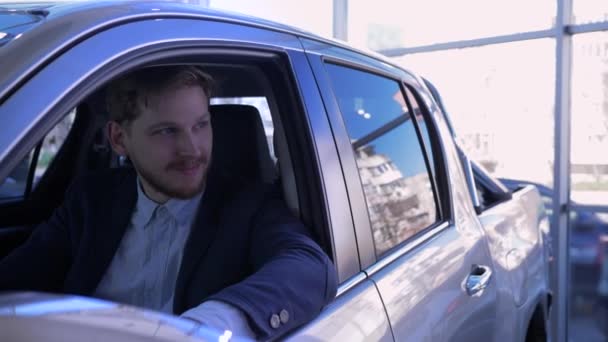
[0,2,551,341]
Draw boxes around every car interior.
[0,58,334,265]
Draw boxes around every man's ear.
[106,121,129,157]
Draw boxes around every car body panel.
[286,276,393,341]
[476,185,550,340]
[501,177,608,297]
[0,292,243,342]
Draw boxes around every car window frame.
[0,18,361,286]
[313,55,452,267]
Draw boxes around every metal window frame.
[330,1,608,342]
[333,0,348,41]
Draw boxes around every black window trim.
[402,84,452,223]
[23,140,42,196]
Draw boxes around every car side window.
[0,110,75,202]
[324,63,440,257]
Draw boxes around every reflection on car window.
[0,12,37,31]
[325,63,439,257]
[0,110,75,201]
[210,97,276,161]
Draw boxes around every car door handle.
[465,265,492,296]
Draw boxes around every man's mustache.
[166,157,207,170]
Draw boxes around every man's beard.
[131,155,209,200]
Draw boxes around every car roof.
[0,0,407,101]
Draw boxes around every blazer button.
[279,309,289,324]
[270,314,281,329]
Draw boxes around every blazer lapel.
[72,170,137,295]
[173,170,228,312]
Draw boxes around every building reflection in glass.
[354,143,436,256]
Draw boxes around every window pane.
[571,32,608,206]
[325,63,438,257]
[395,39,556,189]
[348,0,555,51]
[570,32,608,341]
[573,0,608,25]
[568,210,608,341]
[208,0,333,38]
[324,64,409,140]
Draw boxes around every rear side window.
[325,63,439,257]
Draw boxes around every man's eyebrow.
[146,113,211,132]
[146,121,178,132]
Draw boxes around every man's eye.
[195,120,210,129]
[155,127,177,135]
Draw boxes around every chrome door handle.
[465,265,492,296]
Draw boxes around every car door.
[0,12,394,341]
[302,39,501,342]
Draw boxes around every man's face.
[116,85,212,203]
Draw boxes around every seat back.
[210,104,277,184]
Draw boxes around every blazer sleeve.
[0,179,80,292]
[208,185,338,340]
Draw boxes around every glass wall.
[573,0,608,24]
[397,40,555,186]
[208,0,333,38]
[355,1,608,341]
[348,0,555,50]
[571,32,608,206]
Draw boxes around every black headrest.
[210,104,276,184]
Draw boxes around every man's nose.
[177,132,201,156]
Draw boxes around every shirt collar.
[133,178,204,228]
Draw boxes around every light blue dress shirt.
[94,180,255,339]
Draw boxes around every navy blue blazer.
[0,168,338,339]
